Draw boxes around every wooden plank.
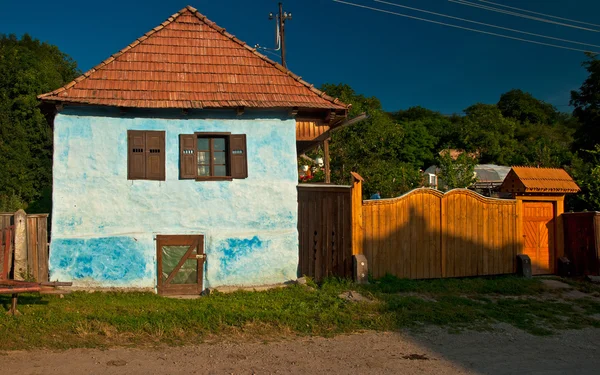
[417,191,425,279]
[463,194,472,277]
[26,217,36,281]
[444,195,452,278]
[364,205,373,276]
[441,194,447,278]
[371,204,380,278]
[391,200,399,277]
[324,193,333,278]
[482,202,489,275]
[382,202,391,277]
[37,217,48,282]
[378,203,387,278]
[489,203,497,275]
[433,195,442,278]
[409,195,418,279]
[476,198,484,275]
[308,193,316,279]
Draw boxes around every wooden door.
[157,235,205,295]
[523,202,555,275]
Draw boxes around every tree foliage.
[0,34,79,211]
[571,53,600,151]
[436,152,478,191]
[321,84,426,198]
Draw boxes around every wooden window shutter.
[128,130,146,179]
[145,131,165,180]
[180,134,197,179]
[230,134,248,179]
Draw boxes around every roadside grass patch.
[1,275,600,350]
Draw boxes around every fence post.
[350,172,364,256]
[13,209,27,280]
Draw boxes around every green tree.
[571,53,600,151]
[568,147,600,211]
[498,89,561,125]
[435,152,478,191]
[455,104,520,165]
[0,34,79,211]
[320,84,426,197]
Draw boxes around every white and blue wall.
[50,107,299,289]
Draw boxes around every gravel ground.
[2,326,599,375]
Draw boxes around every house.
[424,164,511,197]
[38,6,348,294]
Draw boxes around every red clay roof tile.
[39,6,347,112]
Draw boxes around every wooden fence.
[360,188,521,279]
[0,211,49,281]
[298,174,524,281]
[297,184,353,281]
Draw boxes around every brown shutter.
[128,130,146,179]
[145,131,165,180]
[180,134,197,179]
[230,134,248,179]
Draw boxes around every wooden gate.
[523,202,555,275]
[297,185,352,281]
[156,235,205,295]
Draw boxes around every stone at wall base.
[586,275,600,284]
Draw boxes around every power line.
[449,0,599,33]
[371,0,600,49]
[332,0,599,54]
[477,0,600,28]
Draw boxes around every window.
[197,136,228,177]
[428,173,437,188]
[127,130,165,180]
[179,133,247,180]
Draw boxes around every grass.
[1,275,600,350]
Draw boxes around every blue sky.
[1,0,598,114]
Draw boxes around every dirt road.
[2,326,599,374]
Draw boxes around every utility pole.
[269,3,292,68]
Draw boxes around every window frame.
[194,132,233,181]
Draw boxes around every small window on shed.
[179,133,247,180]
[127,130,165,181]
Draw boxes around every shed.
[500,167,580,275]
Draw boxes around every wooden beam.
[351,172,364,256]
[324,138,331,183]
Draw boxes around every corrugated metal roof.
[501,166,580,193]
[38,6,348,112]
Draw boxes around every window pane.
[161,246,197,285]
[213,151,226,164]
[197,151,209,164]
[198,165,210,176]
[197,138,209,151]
[214,138,226,151]
[214,165,227,176]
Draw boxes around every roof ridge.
[39,5,348,110]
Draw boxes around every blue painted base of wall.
[49,231,298,289]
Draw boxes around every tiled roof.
[500,166,580,194]
[38,6,348,111]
